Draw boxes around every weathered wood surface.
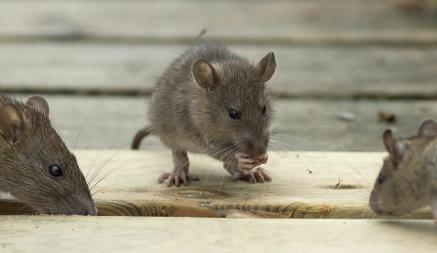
[10,95,437,151]
[0,151,432,218]
[1,44,437,98]
[0,217,436,253]
[0,0,436,45]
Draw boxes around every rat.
[132,43,276,187]
[0,95,96,215]
[369,119,437,221]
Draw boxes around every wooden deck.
[1,0,437,252]
[0,150,432,218]
[1,217,436,253]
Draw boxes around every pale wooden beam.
[0,151,432,218]
[0,216,435,253]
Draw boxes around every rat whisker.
[90,158,142,193]
[87,150,121,187]
[270,138,297,151]
[85,150,106,187]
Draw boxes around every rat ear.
[26,96,49,117]
[256,52,276,82]
[383,129,408,161]
[0,104,25,145]
[418,119,437,137]
[192,59,219,91]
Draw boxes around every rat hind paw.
[157,171,200,187]
[231,167,272,183]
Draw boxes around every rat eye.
[48,165,63,177]
[377,173,387,184]
[228,109,240,120]
[262,105,267,115]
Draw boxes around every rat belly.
[160,135,207,154]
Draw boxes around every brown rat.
[0,95,96,215]
[369,119,437,221]
[132,43,276,186]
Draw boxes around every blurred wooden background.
[1,0,437,151]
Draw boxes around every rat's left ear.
[26,96,50,117]
[383,129,408,162]
[0,104,25,145]
[256,52,276,82]
[418,119,437,137]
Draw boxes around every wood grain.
[0,150,432,218]
[0,0,436,45]
[0,216,436,253]
[1,44,437,98]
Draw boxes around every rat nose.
[85,206,97,216]
[74,196,97,216]
[252,143,267,157]
[242,141,267,158]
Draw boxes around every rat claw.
[248,173,256,184]
[174,175,180,187]
[257,167,272,182]
[158,171,199,187]
[254,171,265,183]
[158,173,171,184]
[231,167,272,183]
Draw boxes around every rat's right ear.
[418,119,437,137]
[383,129,408,162]
[0,104,24,145]
[256,52,276,82]
[26,96,49,117]
[192,59,219,91]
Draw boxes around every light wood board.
[0,216,435,253]
[0,150,432,218]
[0,0,436,45]
[1,44,437,98]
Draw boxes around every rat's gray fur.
[0,95,96,215]
[133,43,276,185]
[369,119,437,220]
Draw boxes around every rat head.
[0,96,96,215]
[369,119,437,216]
[191,52,276,160]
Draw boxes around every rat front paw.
[231,167,272,183]
[235,152,260,170]
[157,171,200,187]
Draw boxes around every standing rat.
[132,43,276,186]
[369,119,437,221]
[0,95,96,215]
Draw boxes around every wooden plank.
[0,217,436,253]
[0,150,432,218]
[0,0,436,45]
[9,95,437,151]
[1,44,437,98]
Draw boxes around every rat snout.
[239,139,268,161]
[70,194,97,216]
[369,190,398,216]
[80,199,97,216]
[80,204,97,216]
